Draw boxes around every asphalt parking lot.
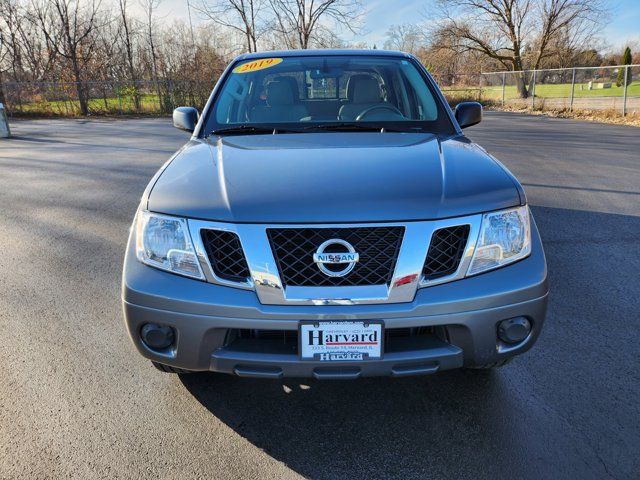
[0,112,638,479]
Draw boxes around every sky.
[138,0,640,53]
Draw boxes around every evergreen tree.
[616,47,632,87]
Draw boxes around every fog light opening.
[141,323,175,350]
[498,317,531,344]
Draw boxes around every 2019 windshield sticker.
[233,58,283,74]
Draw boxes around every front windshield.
[206,55,455,135]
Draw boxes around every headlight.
[467,206,531,276]
[135,211,204,279]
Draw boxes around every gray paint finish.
[147,132,521,222]
[122,218,548,371]
[122,219,547,318]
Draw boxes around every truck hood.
[147,132,521,223]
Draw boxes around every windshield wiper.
[211,123,382,135]
[208,123,430,137]
[298,123,426,133]
[299,123,385,132]
[208,125,284,137]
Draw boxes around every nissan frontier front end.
[122,50,548,378]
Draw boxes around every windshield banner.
[233,58,283,74]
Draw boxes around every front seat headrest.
[346,74,382,104]
[273,76,300,102]
[266,81,294,106]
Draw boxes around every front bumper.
[122,221,548,378]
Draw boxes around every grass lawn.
[442,81,640,101]
[13,93,164,116]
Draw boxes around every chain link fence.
[1,64,638,117]
[436,64,640,116]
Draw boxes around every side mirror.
[173,106,199,132]
[455,102,482,129]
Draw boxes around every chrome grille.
[201,229,251,283]
[267,227,404,287]
[422,225,470,280]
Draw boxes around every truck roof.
[235,49,412,61]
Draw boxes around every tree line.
[0,0,637,113]
[386,0,637,97]
[0,0,363,114]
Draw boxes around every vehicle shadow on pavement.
[180,369,528,479]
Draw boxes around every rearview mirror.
[173,106,199,132]
[454,102,482,129]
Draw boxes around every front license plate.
[299,321,383,361]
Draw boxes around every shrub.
[616,47,632,87]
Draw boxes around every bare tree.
[0,0,22,106]
[140,0,163,108]
[384,23,425,55]
[118,0,138,80]
[195,0,265,53]
[531,0,605,69]
[33,0,104,115]
[7,2,55,83]
[268,0,362,50]
[0,0,48,107]
[117,0,141,108]
[0,30,7,106]
[433,0,605,97]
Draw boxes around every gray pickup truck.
[122,49,548,378]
